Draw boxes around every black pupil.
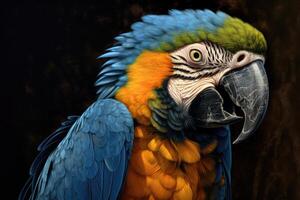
[194,52,200,59]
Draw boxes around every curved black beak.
[189,60,269,144]
[220,60,269,144]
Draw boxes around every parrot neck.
[148,82,187,141]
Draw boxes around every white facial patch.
[167,42,265,115]
[167,77,216,113]
[167,42,231,113]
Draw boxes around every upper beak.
[189,59,269,144]
[220,60,269,144]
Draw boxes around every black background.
[2,0,300,199]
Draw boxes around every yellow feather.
[187,165,199,185]
[121,125,217,199]
[159,141,179,162]
[173,179,193,200]
[124,168,150,198]
[148,177,173,199]
[135,126,150,138]
[148,195,156,200]
[131,150,160,176]
[115,51,172,124]
[148,136,163,152]
[154,152,177,174]
[175,176,186,191]
[158,172,177,190]
[183,163,199,193]
[176,140,201,163]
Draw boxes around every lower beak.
[220,60,269,144]
[189,60,269,144]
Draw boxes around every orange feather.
[115,51,172,125]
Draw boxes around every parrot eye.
[189,49,202,62]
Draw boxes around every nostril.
[237,54,246,62]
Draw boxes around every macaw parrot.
[19,9,269,200]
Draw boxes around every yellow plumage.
[116,51,218,199]
[115,51,172,125]
[121,126,218,200]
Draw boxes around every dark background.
[2,0,300,199]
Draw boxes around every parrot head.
[96,9,268,144]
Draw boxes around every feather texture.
[95,9,266,100]
[95,10,229,98]
[20,99,134,200]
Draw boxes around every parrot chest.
[121,125,224,200]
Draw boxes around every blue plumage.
[19,116,79,200]
[20,99,134,200]
[95,9,228,99]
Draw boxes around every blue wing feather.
[20,99,134,200]
[19,115,79,200]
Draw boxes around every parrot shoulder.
[20,99,134,200]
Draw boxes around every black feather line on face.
[204,41,233,66]
[172,62,191,67]
[171,41,232,81]
[170,55,179,60]
[177,55,188,62]
[171,70,220,80]
[172,67,192,73]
